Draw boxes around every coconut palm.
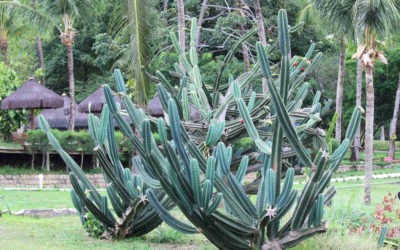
[312,0,400,205]
[349,0,400,205]
[42,0,93,131]
[305,1,354,143]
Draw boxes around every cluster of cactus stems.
[157,14,332,181]
[39,9,362,250]
[39,107,174,239]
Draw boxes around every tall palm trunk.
[36,37,45,84]
[388,74,400,159]
[163,0,168,11]
[0,37,8,64]
[364,64,374,205]
[335,41,346,142]
[353,59,363,161]
[253,0,268,95]
[32,0,45,84]
[66,44,75,131]
[177,0,185,53]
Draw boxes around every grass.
[0,215,214,250]
[0,178,399,249]
[0,190,73,211]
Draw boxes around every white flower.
[266,206,277,219]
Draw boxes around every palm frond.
[111,0,155,106]
[0,1,53,32]
[352,0,400,45]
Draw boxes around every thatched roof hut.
[148,96,201,122]
[34,95,88,129]
[1,78,63,110]
[78,85,123,113]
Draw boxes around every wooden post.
[31,153,35,169]
[46,151,50,171]
[30,109,35,129]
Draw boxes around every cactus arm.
[235,156,249,184]
[146,190,199,234]
[132,157,161,188]
[257,42,313,168]
[213,29,257,107]
[232,81,272,154]
[69,173,116,227]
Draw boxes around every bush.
[83,212,105,238]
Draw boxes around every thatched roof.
[78,85,123,113]
[34,96,89,129]
[1,78,64,110]
[148,96,201,122]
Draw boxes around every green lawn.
[0,178,398,249]
[0,190,73,211]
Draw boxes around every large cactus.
[38,106,173,239]
[101,9,361,249]
[155,16,331,183]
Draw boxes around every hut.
[148,95,200,122]
[34,95,89,129]
[78,85,124,113]
[1,77,64,129]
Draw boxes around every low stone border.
[0,173,106,188]
[12,208,78,217]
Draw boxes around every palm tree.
[304,1,354,143]
[388,74,400,160]
[349,0,400,205]
[313,0,400,205]
[43,0,92,131]
[111,0,155,107]
[352,59,363,161]
[31,0,45,84]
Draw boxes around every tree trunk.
[380,126,385,141]
[388,73,400,159]
[36,37,45,84]
[32,0,45,84]
[353,59,363,161]
[237,0,250,71]
[195,0,207,51]
[163,0,169,11]
[364,64,374,205]
[0,37,8,65]
[177,0,186,53]
[335,41,346,142]
[66,44,75,131]
[253,0,268,95]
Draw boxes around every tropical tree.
[43,0,93,131]
[388,74,400,160]
[307,0,354,143]
[349,0,400,205]
[31,0,45,84]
